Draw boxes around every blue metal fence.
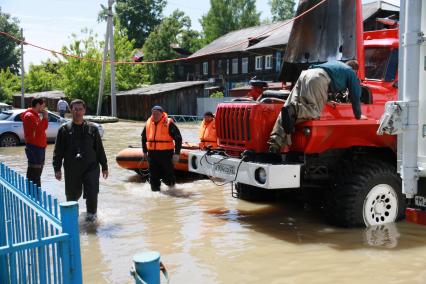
[0,163,82,284]
[168,115,201,123]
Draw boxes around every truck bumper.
[188,151,302,189]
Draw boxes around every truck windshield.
[365,47,392,80]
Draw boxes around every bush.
[0,68,20,103]
[210,91,224,98]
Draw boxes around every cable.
[199,150,245,187]
[0,0,327,65]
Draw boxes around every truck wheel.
[235,183,274,202]
[326,158,404,227]
[0,133,19,147]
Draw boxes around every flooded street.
[1,121,426,283]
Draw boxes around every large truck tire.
[325,157,405,227]
[235,183,275,202]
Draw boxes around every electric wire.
[0,0,327,65]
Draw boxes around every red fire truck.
[189,0,426,227]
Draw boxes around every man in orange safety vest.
[199,111,218,149]
[142,106,182,192]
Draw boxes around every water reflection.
[363,223,400,249]
[2,121,426,284]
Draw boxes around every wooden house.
[116,81,207,120]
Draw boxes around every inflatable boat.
[116,142,199,174]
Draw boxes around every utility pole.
[96,6,111,115]
[20,28,25,108]
[109,0,117,117]
[96,0,116,117]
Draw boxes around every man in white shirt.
[57,98,69,118]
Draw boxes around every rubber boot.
[281,105,296,134]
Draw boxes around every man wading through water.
[21,98,48,187]
[142,105,182,192]
[53,99,108,222]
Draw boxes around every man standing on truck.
[21,98,48,187]
[142,105,182,192]
[268,60,367,153]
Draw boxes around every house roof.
[189,1,399,58]
[245,22,293,51]
[363,0,399,20]
[12,90,66,99]
[116,81,208,96]
[189,21,287,58]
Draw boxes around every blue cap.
[151,105,164,112]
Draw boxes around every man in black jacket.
[53,99,108,222]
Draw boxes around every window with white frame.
[203,62,208,75]
[255,56,263,70]
[226,60,230,74]
[241,57,248,73]
[275,51,282,71]
[265,55,273,69]
[232,58,239,74]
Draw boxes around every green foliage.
[58,30,103,111]
[113,0,167,48]
[0,7,21,74]
[200,0,260,44]
[179,29,204,54]
[0,68,20,103]
[114,24,149,90]
[210,91,224,98]
[56,25,148,112]
[25,60,63,93]
[269,0,295,22]
[143,10,202,83]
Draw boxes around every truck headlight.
[255,167,267,184]
[191,155,198,170]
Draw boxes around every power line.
[0,0,327,66]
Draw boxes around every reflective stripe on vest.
[146,114,174,151]
[199,119,218,148]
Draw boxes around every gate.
[0,163,82,284]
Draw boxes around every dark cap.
[204,111,214,117]
[151,105,164,112]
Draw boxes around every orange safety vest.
[146,113,175,151]
[199,118,218,149]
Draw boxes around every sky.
[1,0,399,69]
[0,0,272,68]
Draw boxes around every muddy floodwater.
[1,121,426,284]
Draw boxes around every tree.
[113,23,149,91]
[25,60,63,93]
[143,10,202,83]
[0,68,20,103]
[0,8,21,74]
[200,0,260,44]
[58,30,103,111]
[112,0,167,48]
[269,0,295,22]
[58,26,148,112]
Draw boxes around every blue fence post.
[0,184,10,283]
[60,201,82,284]
[132,252,161,284]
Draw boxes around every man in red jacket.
[21,98,48,187]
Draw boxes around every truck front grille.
[217,105,252,147]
